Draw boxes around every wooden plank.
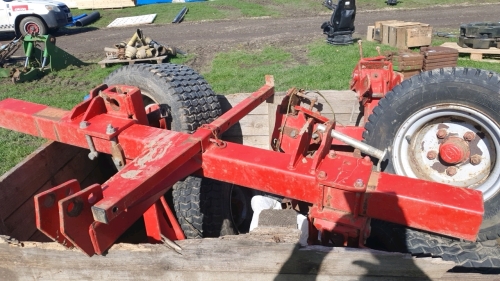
[3,149,99,240]
[440,42,500,63]
[223,115,269,137]
[366,26,375,41]
[98,56,167,68]
[470,53,484,61]
[0,142,80,220]
[219,90,361,148]
[440,42,500,55]
[222,136,270,149]
[0,233,456,280]
[28,229,52,242]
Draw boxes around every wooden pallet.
[98,55,167,68]
[441,42,500,63]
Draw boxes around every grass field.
[70,0,500,29]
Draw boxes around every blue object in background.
[83,94,90,101]
[136,0,205,6]
[66,14,87,27]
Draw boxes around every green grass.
[203,41,397,94]
[69,0,500,29]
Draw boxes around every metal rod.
[317,124,386,160]
[160,234,182,254]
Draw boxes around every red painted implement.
[0,72,484,256]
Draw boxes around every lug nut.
[426,150,437,160]
[436,129,448,139]
[470,154,482,165]
[446,166,458,176]
[463,131,476,141]
[354,179,364,188]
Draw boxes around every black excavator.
[321,0,357,45]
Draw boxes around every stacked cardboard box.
[420,47,459,71]
[367,20,432,49]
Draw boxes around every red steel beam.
[200,143,483,241]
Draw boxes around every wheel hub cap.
[391,105,500,201]
[439,137,469,164]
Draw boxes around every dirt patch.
[2,4,500,78]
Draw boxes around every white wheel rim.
[392,104,500,201]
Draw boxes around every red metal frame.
[350,56,402,124]
[0,75,483,256]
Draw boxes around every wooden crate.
[388,23,432,49]
[383,22,421,46]
[366,26,375,42]
[373,20,403,42]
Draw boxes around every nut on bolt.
[354,179,364,188]
[317,171,327,179]
[436,129,448,139]
[446,166,457,176]
[106,124,116,135]
[470,154,482,165]
[463,131,476,141]
[426,150,437,160]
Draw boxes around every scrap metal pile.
[105,29,179,60]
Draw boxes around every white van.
[0,0,72,36]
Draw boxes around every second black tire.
[104,63,236,238]
[363,67,500,267]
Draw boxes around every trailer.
[0,61,500,277]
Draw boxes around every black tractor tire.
[104,63,236,238]
[19,17,47,36]
[363,68,500,266]
[368,220,500,268]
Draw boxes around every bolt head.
[426,150,437,160]
[106,124,116,135]
[436,129,448,139]
[79,121,89,129]
[328,150,336,158]
[446,166,458,176]
[362,156,372,165]
[317,171,327,179]
[354,179,364,188]
[463,131,476,141]
[470,154,482,165]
